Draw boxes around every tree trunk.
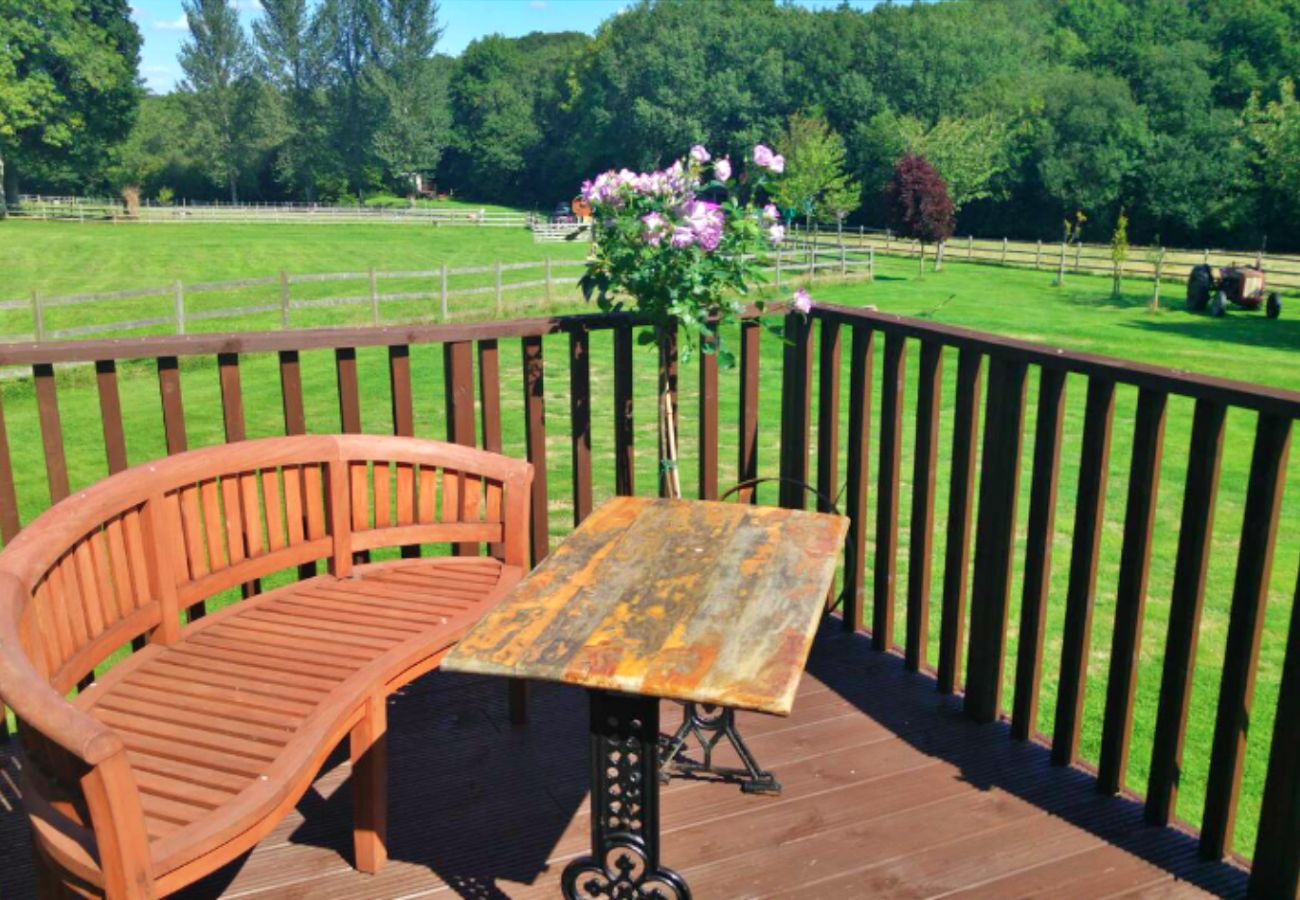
[0,150,16,217]
[0,150,6,220]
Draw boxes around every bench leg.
[350,694,388,875]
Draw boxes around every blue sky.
[131,0,883,94]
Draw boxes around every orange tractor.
[1186,264,1282,318]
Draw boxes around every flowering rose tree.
[577,143,806,497]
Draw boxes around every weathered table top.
[442,497,848,716]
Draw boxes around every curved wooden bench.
[0,435,532,898]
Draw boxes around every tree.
[770,109,860,231]
[367,0,449,190]
[884,153,954,275]
[1110,208,1129,299]
[253,0,325,199]
[1244,78,1300,246]
[0,0,141,213]
[178,0,259,201]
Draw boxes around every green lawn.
[1,220,1297,859]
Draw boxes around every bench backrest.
[0,435,531,776]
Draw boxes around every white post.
[279,270,290,329]
[369,267,379,325]
[868,246,875,282]
[32,291,44,342]
[440,264,449,321]
[174,280,185,335]
[1001,237,1008,265]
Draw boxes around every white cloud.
[236,0,264,11]
[152,14,188,31]
[528,0,547,8]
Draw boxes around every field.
[1,218,1299,858]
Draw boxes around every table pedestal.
[562,691,691,900]
[660,703,781,794]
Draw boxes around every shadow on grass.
[1123,309,1300,354]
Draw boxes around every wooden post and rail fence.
[0,299,1295,895]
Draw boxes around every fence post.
[1001,237,1008,265]
[31,290,44,342]
[1075,242,1082,273]
[886,230,891,253]
[495,260,503,316]
[440,263,449,321]
[545,256,553,307]
[968,235,974,259]
[1057,241,1067,285]
[368,266,379,325]
[869,246,875,282]
[840,244,847,276]
[1203,248,1210,266]
[859,224,864,244]
[1035,240,1042,269]
[776,245,783,289]
[1152,249,1164,310]
[279,270,290,329]
[810,241,817,280]
[174,280,185,335]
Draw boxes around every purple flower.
[670,226,695,249]
[753,144,775,168]
[770,154,785,174]
[768,223,785,246]
[762,203,779,223]
[683,200,724,251]
[792,288,813,314]
[714,158,732,182]
[642,212,667,246]
[690,144,711,163]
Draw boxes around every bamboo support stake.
[660,390,682,501]
[174,280,185,335]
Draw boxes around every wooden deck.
[0,621,1251,899]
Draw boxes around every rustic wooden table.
[443,496,847,900]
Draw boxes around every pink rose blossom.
[714,158,732,182]
[690,144,711,163]
[762,203,779,222]
[769,154,785,174]
[792,288,813,314]
[753,144,775,168]
[768,223,785,245]
[670,226,695,249]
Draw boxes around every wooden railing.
[0,304,1295,897]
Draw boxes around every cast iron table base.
[659,702,782,795]
[562,691,691,900]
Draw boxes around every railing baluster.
[279,350,306,435]
[1250,561,1300,899]
[1098,387,1167,792]
[779,313,813,510]
[699,335,719,501]
[218,353,246,442]
[965,357,1028,723]
[1012,367,1067,739]
[33,363,70,503]
[737,321,760,504]
[614,325,635,497]
[939,348,982,695]
[1052,377,1116,765]
[816,319,841,515]
[906,341,941,671]
[1146,398,1227,826]
[570,326,593,523]
[389,345,414,437]
[841,325,874,633]
[0,387,18,543]
[335,348,361,433]
[96,360,128,475]
[873,333,905,650]
[444,340,476,556]
[1201,413,1292,859]
[522,335,549,565]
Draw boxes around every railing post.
[440,263,449,321]
[279,270,290,329]
[778,313,812,510]
[173,280,185,335]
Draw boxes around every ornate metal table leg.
[660,703,781,794]
[562,691,691,900]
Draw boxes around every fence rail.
[0,243,873,345]
[0,295,1295,896]
[806,226,1300,292]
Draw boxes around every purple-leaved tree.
[884,153,955,275]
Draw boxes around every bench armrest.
[0,573,124,766]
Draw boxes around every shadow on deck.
[0,621,1250,898]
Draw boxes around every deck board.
[0,622,1249,898]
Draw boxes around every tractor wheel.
[1266,291,1281,319]
[1210,290,1227,317]
[1187,264,1213,311]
